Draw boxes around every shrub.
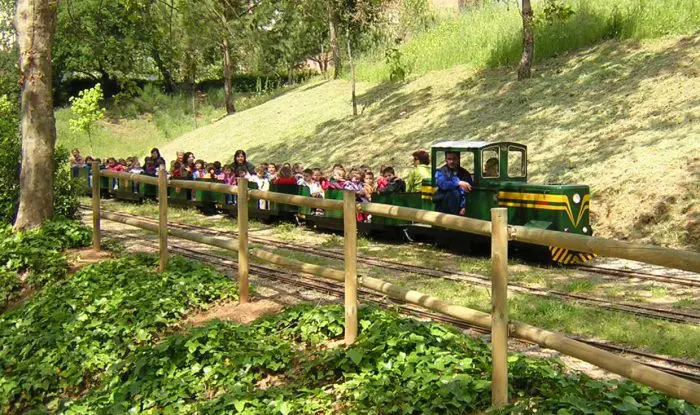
[0,219,92,299]
[0,95,80,224]
[0,95,19,223]
[68,83,106,155]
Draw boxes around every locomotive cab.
[427,141,594,264]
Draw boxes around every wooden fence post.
[343,190,358,344]
[237,178,250,303]
[158,168,168,272]
[491,207,509,407]
[91,161,101,251]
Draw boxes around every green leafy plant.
[538,0,575,25]
[0,95,19,223]
[50,304,700,414]
[68,83,106,154]
[385,47,410,83]
[0,219,91,307]
[0,98,79,223]
[0,254,238,413]
[0,269,20,307]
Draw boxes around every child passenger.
[311,168,328,194]
[192,160,207,179]
[345,170,369,222]
[251,165,270,209]
[266,163,278,181]
[298,168,313,186]
[144,157,157,176]
[376,164,389,190]
[363,171,375,201]
[129,160,144,174]
[378,166,406,194]
[344,170,368,202]
[328,164,346,189]
[274,165,297,185]
[70,148,84,177]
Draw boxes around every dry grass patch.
[66,248,115,274]
[182,299,283,327]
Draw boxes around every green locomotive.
[83,141,594,264]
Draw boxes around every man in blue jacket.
[434,151,473,216]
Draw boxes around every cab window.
[436,151,474,173]
[508,146,526,178]
[482,147,500,178]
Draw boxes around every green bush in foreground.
[0,219,92,305]
[60,304,697,414]
[0,254,238,413]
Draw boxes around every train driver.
[434,151,473,216]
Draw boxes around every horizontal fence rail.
[90,163,700,406]
[101,170,159,185]
[357,202,700,274]
[97,169,700,274]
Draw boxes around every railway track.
[85,207,700,326]
[574,264,700,288]
[99,228,700,384]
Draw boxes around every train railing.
[93,164,700,407]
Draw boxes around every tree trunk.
[222,37,236,115]
[328,3,341,79]
[152,47,175,94]
[320,44,327,75]
[14,0,58,230]
[517,0,534,80]
[346,31,357,116]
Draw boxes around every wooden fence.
[95,166,700,406]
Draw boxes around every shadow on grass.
[252,34,696,161]
[246,34,699,246]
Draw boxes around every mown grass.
[56,84,303,159]
[355,0,700,82]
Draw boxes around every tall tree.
[327,0,341,79]
[337,0,383,115]
[199,0,260,116]
[54,0,144,96]
[14,0,58,229]
[517,0,534,80]
[264,0,327,82]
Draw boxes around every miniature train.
[80,141,594,264]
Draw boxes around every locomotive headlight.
[572,193,581,204]
[583,226,589,234]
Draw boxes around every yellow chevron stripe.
[498,192,590,228]
[554,248,567,262]
[552,248,564,258]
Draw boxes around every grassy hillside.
[355,0,700,82]
[159,34,700,250]
[55,85,298,158]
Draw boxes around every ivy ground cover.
[63,305,699,414]
[1,247,697,414]
[0,219,92,307]
[0,254,238,413]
